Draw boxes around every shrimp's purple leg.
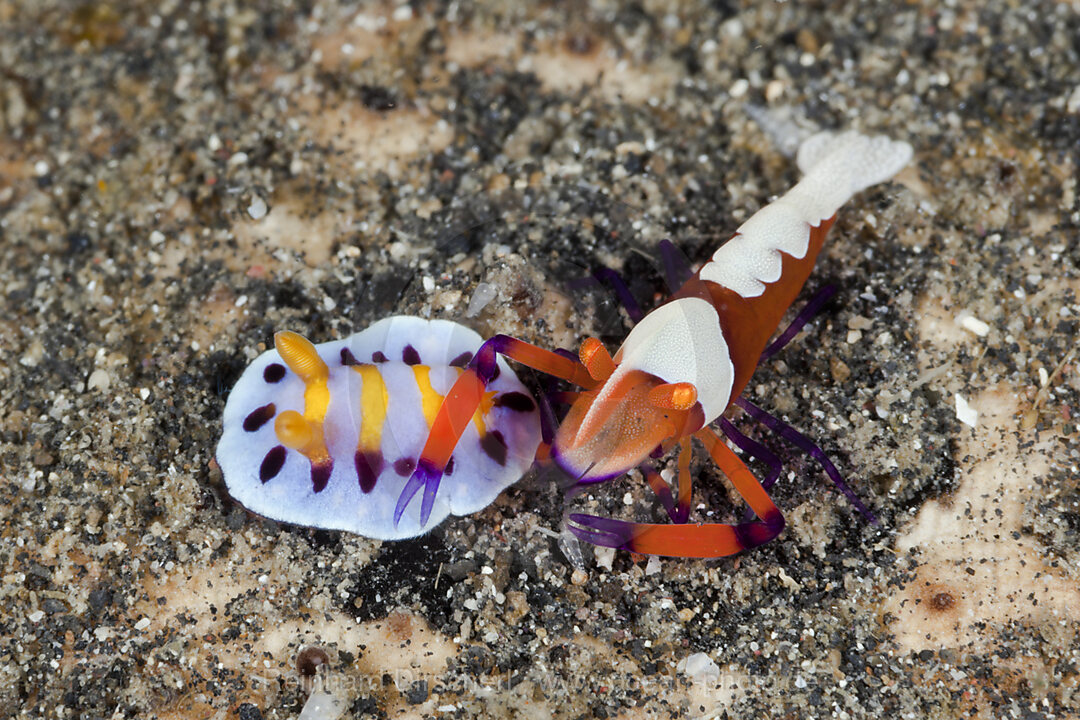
[761,284,837,361]
[659,239,694,292]
[568,268,646,323]
[734,397,878,524]
[719,417,784,523]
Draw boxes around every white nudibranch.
[216,317,541,539]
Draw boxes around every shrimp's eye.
[647,382,698,410]
[579,337,615,382]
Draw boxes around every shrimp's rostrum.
[414,130,913,558]
[216,317,542,539]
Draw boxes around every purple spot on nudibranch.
[243,403,276,432]
[494,392,535,412]
[264,364,286,383]
[340,348,359,366]
[449,351,473,368]
[393,457,416,476]
[354,450,383,493]
[371,351,388,363]
[260,446,287,482]
[445,456,455,476]
[311,461,333,493]
[402,345,421,365]
[244,403,276,431]
[480,430,507,466]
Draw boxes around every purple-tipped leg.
[761,284,837,361]
[719,417,784,523]
[734,397,878,524]
[659,239,694,292]
[566,513,636,550]
[593,268,646,323]
[394,460,444,528]
[640,462,685,523]
[569,268,646,323]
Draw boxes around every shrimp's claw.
[566,514,637,550]
[566,513,785,559]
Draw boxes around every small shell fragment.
[298,691,345,720]
[955,394,978,428]
[956,312,990,337]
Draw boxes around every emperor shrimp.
[401,130,913,558]
[216,316,541,538]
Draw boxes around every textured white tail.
[700,130,912,299]
[794,131,914,219]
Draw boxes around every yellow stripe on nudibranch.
[471,390,497,435]
[412,366,445,428]
[273,331,332,466]
[275,331,330,421]
[353,364,389,451]
[413,365,497,434]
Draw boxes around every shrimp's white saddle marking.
[612,297,735,423]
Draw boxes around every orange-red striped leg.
[567,427,785,558]
[395,335,598,527]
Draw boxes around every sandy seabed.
[1,1,1078,718]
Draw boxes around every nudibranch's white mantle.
[216,317,541,539]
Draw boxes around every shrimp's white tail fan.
[794,131,914,216]
[702,130,912,300]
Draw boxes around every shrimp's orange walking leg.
[567,427,785,558]
[395,335,600,526]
